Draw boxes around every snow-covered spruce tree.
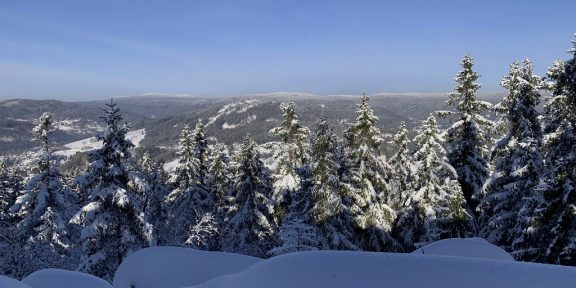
[388,122,418,249]
[221,136,278,257]
[309,115,359,250]
[208,143,232,215]
[440,55,494,213]
[0,161,33,279]
[344,93,398,252]
[477,60,545,255]
[200,143,233,250]
[388,122,415,211]
[133,152,170,246]
[270,167,322,256]
[268,99,310,219]
[396,116,474,249]
[172,125,195,190]
[192,121,210,186]
[166,122,214,248]
[11,113,77,271]
[71,100,152,281]
[0,223,39,279]
[533,36,576,265]
[272,113,361,255]
[0,161,20,223]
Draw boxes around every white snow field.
[188,250,576,288]
[4,239,576,288]
[0,276,31,288]
[56,128,146,157]
[22,269,112,288]
[113,246,261,288]
[411,237,514,261]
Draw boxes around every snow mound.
[412,237,514,261]
[113,246,261,288]
[0,276,31,288]
[188,251,576,288]
[22,269,111,288]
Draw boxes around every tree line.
[0,36,575,281]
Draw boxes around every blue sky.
[0,0,574,100]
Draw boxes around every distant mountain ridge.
[0,92,505,157]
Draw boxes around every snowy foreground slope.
[113,247,260,288]
[0,276,31,288]
[191,251,576,288]
[411,237,514,261]
[2,238,576,288]
[22,269,112,288]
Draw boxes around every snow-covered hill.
[113,247,260,288]
[192,241,575,288]
[56,128,146,157]
[4,238,574,288]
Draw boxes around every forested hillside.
[1,36,575,282]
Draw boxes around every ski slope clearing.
[113,247,261,288]
[56,128,146,157]
[22,269,112,288]
[188,251,576,288]
[411,237,514,261]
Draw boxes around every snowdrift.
[113,246,261,288]
[411,237,514,261]
[188,251,576,288]
[6,239,575,288]
[0,276,31,288]
[21,269,112,288]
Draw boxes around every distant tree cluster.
[1,35,576,281]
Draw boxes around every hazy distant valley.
[0,92,503,165]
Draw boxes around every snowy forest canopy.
[1,36,576,282]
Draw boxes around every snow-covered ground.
[113,247,260,288]
[22,269,112,288]
[56,128,146,157]
[192,250,576,288]
[412,237,514,261]
[0,276,31,288]
[3,238,576,288]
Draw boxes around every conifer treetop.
[269,99,309,144]
[346,93,383,150]
[447,55,483,112]
[390,122,409,152]
[569,33,576,56]
[498,61,523,112]
[33,113,54,154]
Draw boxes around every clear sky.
[0,0,575,100]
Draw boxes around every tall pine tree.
[0,161,21,223]
[388,122,415,211]
[71,100,152,281]
[221,136,278,257]
[533,36,576,264]
[133,152,170,246]
[270,166,322,256]
[396,116,473,249]
[309,115,358,250]
[478,60,545,254]
[166,123,212,247]
[268,100,310,212]
[344,93,397,252]
[441,55,494,213]
[12,113,77,271]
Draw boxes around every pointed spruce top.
[33,112,54,153]
[569,33,576,56]
[448,55,482,112]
